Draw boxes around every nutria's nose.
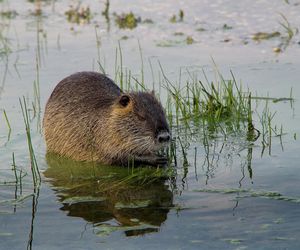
[157,132,171,143]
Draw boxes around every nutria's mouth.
[155,147,168,158]
[154,140,170,152]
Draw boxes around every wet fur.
[43,72,169,165]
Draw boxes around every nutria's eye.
[119,95,130,107]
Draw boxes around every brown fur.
[43,72,170,166]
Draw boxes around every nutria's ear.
[119,94,131,107]
[150,90,155,96]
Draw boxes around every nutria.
[43,72,170,166]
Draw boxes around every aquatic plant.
[65,4,92,24]
[186,36,194,44]
[19,97,41,187]
[169,9,184,23]
[114,12,141,29]
[161,63,255,137]
[102,0,110,21]
[222,24,233,30]
[252,14,298,53]
[276,13,299,52]
[252,32,281,41]
[0,10,18,19]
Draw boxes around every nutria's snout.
[157,131,171,144]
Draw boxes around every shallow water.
[1,0,300,249]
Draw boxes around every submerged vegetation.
[65,4,92,24]
[102,0,110,21]
[186,36,195,44]
[252,14,298,53]
[0,10,18,19]
[114,12,141,29]
[252,31,281,41]
[169,9,184,23]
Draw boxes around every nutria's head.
[108,92,170,158]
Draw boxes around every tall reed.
[19,96,41,186]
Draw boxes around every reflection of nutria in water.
[43,72,170,166]
[44,153,174,236]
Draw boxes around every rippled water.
[1,0,300,249]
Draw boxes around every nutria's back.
[43,72,170,166]
[48,72,121,113]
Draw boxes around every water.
[1,0,300,249]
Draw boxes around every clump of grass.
[161,61,289,164]
[159,63,292,177]
[102,0,110,21]
[252,14,298,53]
[65,4,91,24]
[169,9,184,23]
[252,31,281,41]
[222,24,233,30]
[169,15,176,23]
[256,101,282,156]
[186,36,194,44]
[0,10,18,19]
[161,63,255,138]
[279,13,297,41]
[19,97,41,186]
[275,13,299,52]
[114,12,141,29]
